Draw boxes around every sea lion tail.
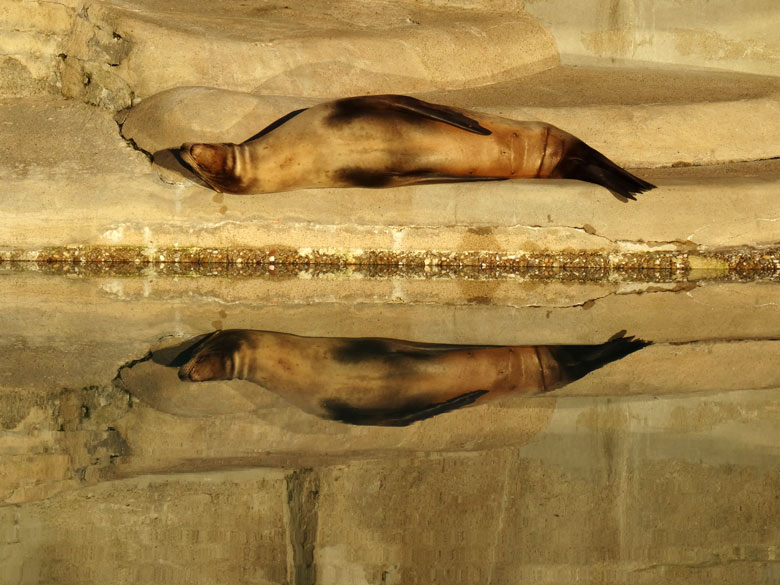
[553,331,650,383]
[554,140,656,200]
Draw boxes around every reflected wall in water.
[1,267,779,584]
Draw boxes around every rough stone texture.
[0,470,291,585]
[0,0,79,96]
[315,406,780,585]
[525,0,780,77]
[56,0,558,110]
[1,270,779,486]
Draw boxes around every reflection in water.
[3,267,779,584]
[160,329,649,426]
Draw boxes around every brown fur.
[176,329,648,426]
[179,95,655,199]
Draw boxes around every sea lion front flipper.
[329,95,492,136]
[379,95,492,136]
[331,338,500,363]
[336,168,508,189]
[241,108,308,143]
[322,389,489,427]
[392,171,508,187]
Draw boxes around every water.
[2,265,779,584]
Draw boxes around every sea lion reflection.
[175,329,649,427]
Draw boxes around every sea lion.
[175,329,649,426]
[179,94,655,200]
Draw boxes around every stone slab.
[3,94,780,261]
[58,0,558,110]
[0,470,291,585]
[315,394,780,585]
[0,0,79,96]
[122,65,780,168]
[525,0,780,77]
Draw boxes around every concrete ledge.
[1,470,291,582]
[2,95,780,262]
[123,66,780,167]
[526,0,780,77]
[58,0,558,109]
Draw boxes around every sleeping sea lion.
[179,94,655,200]
[175,329,650,426]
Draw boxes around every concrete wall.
[526,0,780,76]
[0,0,79,96]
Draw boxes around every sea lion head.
[177,330,249,382]
[178,350,234,382]
[179,142,245,194]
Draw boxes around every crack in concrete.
[486,451,513,585]
[285,469,319,585]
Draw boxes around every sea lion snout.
[180,143,228,172]
[178,352,233,382]
[179,142,244,193]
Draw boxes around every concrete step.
[122,65,780,168]
[57,0,558,109]
[2,96,780,264]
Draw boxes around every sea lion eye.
[185,352,230,381]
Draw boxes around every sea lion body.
[177,329,648,426]
[179,95,655,199]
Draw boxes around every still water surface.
[2,266,779,584]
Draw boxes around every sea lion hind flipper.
[322,389,488,427]
[554,141,656,200]
[553,334,651,383]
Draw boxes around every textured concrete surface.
[58,0,557,109]
[315,428,780,585]
[0,0,557,109]
[2,1,778,260]
[526,0,780,77]
[0,0,78,96]
[0,470,292,585]
[1,270,778,487]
